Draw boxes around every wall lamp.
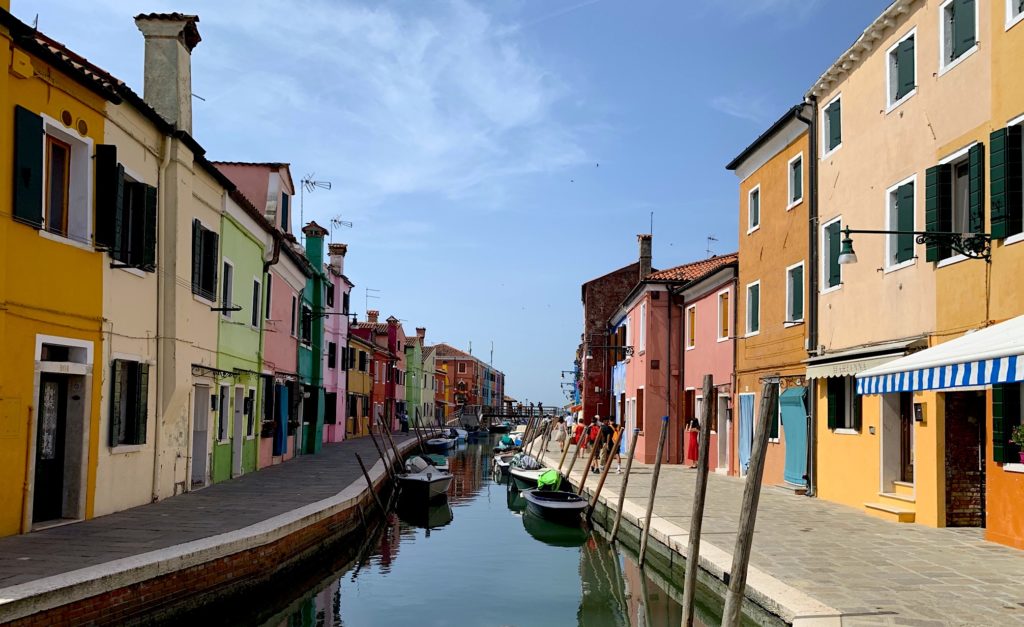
[838,226,991,265]
[585,346,634,360]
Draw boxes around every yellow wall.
[0,31,106,534]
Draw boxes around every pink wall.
[215,164,270,216]
[323,257,351,443]
[264,267,300,376]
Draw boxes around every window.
[1009,0,1024,29]
[718,290,730,340]
[265,274,273,318]
[748,185,760,232]
[785,262,804,325]
[941,0,977,70]
[822,97,842,154]
[887,31,916,108]
[324,392,337,424]
[686,305,696,349]
[94,148,158,272]
[221,261,234,319]
[826,376,861,432]
[45,135,71,237]
[280,193,290,232]
[218,385,230,441]
[926,144,984,262]
[991,123,1024,240]
[887,178,917,268]
[993,383,1023,463]
[327,283,335,308]
[300,303,313,344]
[745,281,760,336]
[342,291,350,314]
[822,218,843,290]
[639,302,647,351]
[359,350,368,372]
[251,280,261,327]
[459,362,467,374]
[328,342,337,369]
[246,389,256,437]
[788,154,804,208]
[191,219,219,301]
[109,359,149,446]
[290,295,298,337]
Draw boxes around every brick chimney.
[328,242,347,274]
[416,327,426,343]
[134,13,201,133]
[367,310,379,324]
[638,234,652,280]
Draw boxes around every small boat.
[398,456,453,502]
[522,489,588,525]
[417,453,449,472]
[466,427,489,439]
[426,437,454,453]
[489,421,511,434]
[454,428,468,441]
[510,466,548,491]
[522,511,588,546]
[492,453,515,477]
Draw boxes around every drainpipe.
[262,233,282,275]
[666,288,673,464]
[152,132,172,503]
[797,98,819,497]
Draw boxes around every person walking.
[596,417,615,473]
[685,415,700,468]
[588,417,604,472]
[611,421,624,473]
[551,416,567,452]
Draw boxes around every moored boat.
[510,466,547,491]
[522,489,588,525]
[493,453,515,477]
[426,437,454,453]
[399,456,453,502]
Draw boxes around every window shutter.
[953,0,976,59]
[925,165,952,261]
[792,159,803,201]
[993,384,1007,463]
[143,185,158,270]
[750,286,759,332]
[13,106,44,228]
[791,266,803,320]
[109,359,124,446]
[826,380,838,430]
[124,182,145,265]
[852,390,863,432]
[827,222,841,286]
[968,143,985,234]
[896,38,915,100]
[828,102,841,150]
[897,183,915,262]
[94,144,120,247]
[990,127,1023,240]
[191,219,203,293]
[136,363,150,445]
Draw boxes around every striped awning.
[856,315,1024,394]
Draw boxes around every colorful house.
[725,105,810,489]
[346,334,374,437]
[421,340,438,424]
[298,222,328,454]
[405,328,425,427]
[322,243,353,443]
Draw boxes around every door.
[232,386,244,477]
[738,393,754,476]
[944,391,986,527]
[273,383,288,456]
[717,395,730,472]
[779,386,808,487]
[33,373,68,523]
[900,392,914,483]
[191,385,210,488]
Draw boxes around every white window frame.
[784,261,805,327]
[745,280,760,337]
[245,386,257,439]
[639,302,647,353]
[820,95,842,158]
[1005,114,1024,247]
[935,143,977,267]
[885,174,918,273]
[821,215,843,294]
[787,153,804,210]
[939,0,980,76]
[716,288,730,342]
[39,113,94,248]
[290,294,298,337]
[747,184,761,233]
[886,29,918,112]
[1008,0,1024,30]
[685,305,697,350]
[250,277,262,328]
[221,259,234,319]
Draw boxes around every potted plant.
[1011,424,1024,464]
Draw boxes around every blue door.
[273,384,289,456]
[780,387,808,486]
[738,394,754,474]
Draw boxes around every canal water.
[252,438,770,627]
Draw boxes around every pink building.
[212,162,295,235]
[679,255,738,472]
[323,243,353,443]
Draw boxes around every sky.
[17,0,893,406]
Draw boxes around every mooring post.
[721,381,778,627]
[577,431,605,496]
[383,424,404,474]
[367,427,395,484]
[355,452,387,519]
[610,427,641,541]
[563,434,584,481]
[638,415,669,568]
[556,426,572,472]
[682,375,716,626]
[587,428,622,520]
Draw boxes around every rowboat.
[398,456,452,502]
[522,489,588,525]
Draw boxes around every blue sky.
[18,0,892,405]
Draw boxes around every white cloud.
[708,94,772,125]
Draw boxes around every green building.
[405,328,425,427]
[298,222,328,454]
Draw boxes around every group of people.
[545,414,623,474]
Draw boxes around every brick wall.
[944,391,986,528]
[581,262,641,423]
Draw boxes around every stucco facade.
[322,243,352,443]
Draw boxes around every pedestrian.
[586,417,601,470]
[685,415,699,468]
[611,421,623,473]
[400,411,410,434]
[573,420,586,447]
[552,416,567,452]
[596,417,615,473]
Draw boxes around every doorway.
[944,391,986,527]
[717,395,730,473]
[232,386,244,477]
[191,385,210,489]
[33,373,68,523]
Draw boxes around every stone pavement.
[536,443,1024,626]
[0,433,415,589]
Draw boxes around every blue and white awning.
[856,315,1024,394]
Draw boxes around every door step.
[771,482,807,496]
[893,480,914,497]
[864,501,916,523]
[878,491,915,504]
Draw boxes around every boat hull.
[398,473,452,503]
[510,467,545,491]
[523,489,587,525]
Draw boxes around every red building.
[353,310,406,431]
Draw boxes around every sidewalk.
[536,443,1024,626]
[0,433,414,590]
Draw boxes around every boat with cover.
[492,452,515,477]
[522,489,588,525]
[508,454,547,490]
[415,453,449,472]
[489,421,511,434]
[426,437,454,453]
[398,456,452,502]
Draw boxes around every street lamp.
[838,226,991,264]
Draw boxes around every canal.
[236,438,776,627]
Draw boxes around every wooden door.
[33,373,68,522]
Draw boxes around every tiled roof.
[646,253,738,282]
[211,161,290,168]
[423,345,436,359]
[354,322,389,334]
[433,343,473,359]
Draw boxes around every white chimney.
[135,13,201,133]
[328,243,347,274]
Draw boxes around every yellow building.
[347,334,375,437]
[0,8,110,533]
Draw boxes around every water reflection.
[522,511,588,547]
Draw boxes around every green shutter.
[109,359,124,446]
[749,285,759,333]
[126,182,145,265]
[952,0,976,59]
[993,384,1007,463]
[136,363,150,445]
[192,219,203,294]
[792,158,803,202]
[925,164,952,261]
[770,386,780,439]
[968,143,985,234]
[852,388,863,432]
[13,105,44,228]
[110,165,128,261]
[896,182,915,263]
[991,127,1022,240]
[827,101,842,151]
[827,222,841,287]
[826,380,838,430]
[896,37,915,100]
[94,144,120,248]
[143,185,158,270]
[790,265,803,321]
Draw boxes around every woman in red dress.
[685,417,700,468]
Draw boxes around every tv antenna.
[329,215,353,244]
[706,235,718,257]
[365,287,380,314]
[299,173,331,245]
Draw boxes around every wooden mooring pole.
[638,415,669,568]
[721,381,779,627]
[610,427,640,541]
[681,375,716,626]
[577,431,605,496]
[367,427,395,484]
[563,435,584,480]
[587,428,622,521]
[382,424,404,474]
[355,453,387,519]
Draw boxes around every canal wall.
[0,438,418,626]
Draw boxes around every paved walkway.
[0,433,415,589]
[536,443,1024,626]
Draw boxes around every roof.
[725,106,808,171]
[423,345,436,359]
[647,253,738,282]
[348,334,376,350]
[354,322,389,334]
[433,343,474,359]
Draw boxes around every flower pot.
[1018,451,1024,464]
